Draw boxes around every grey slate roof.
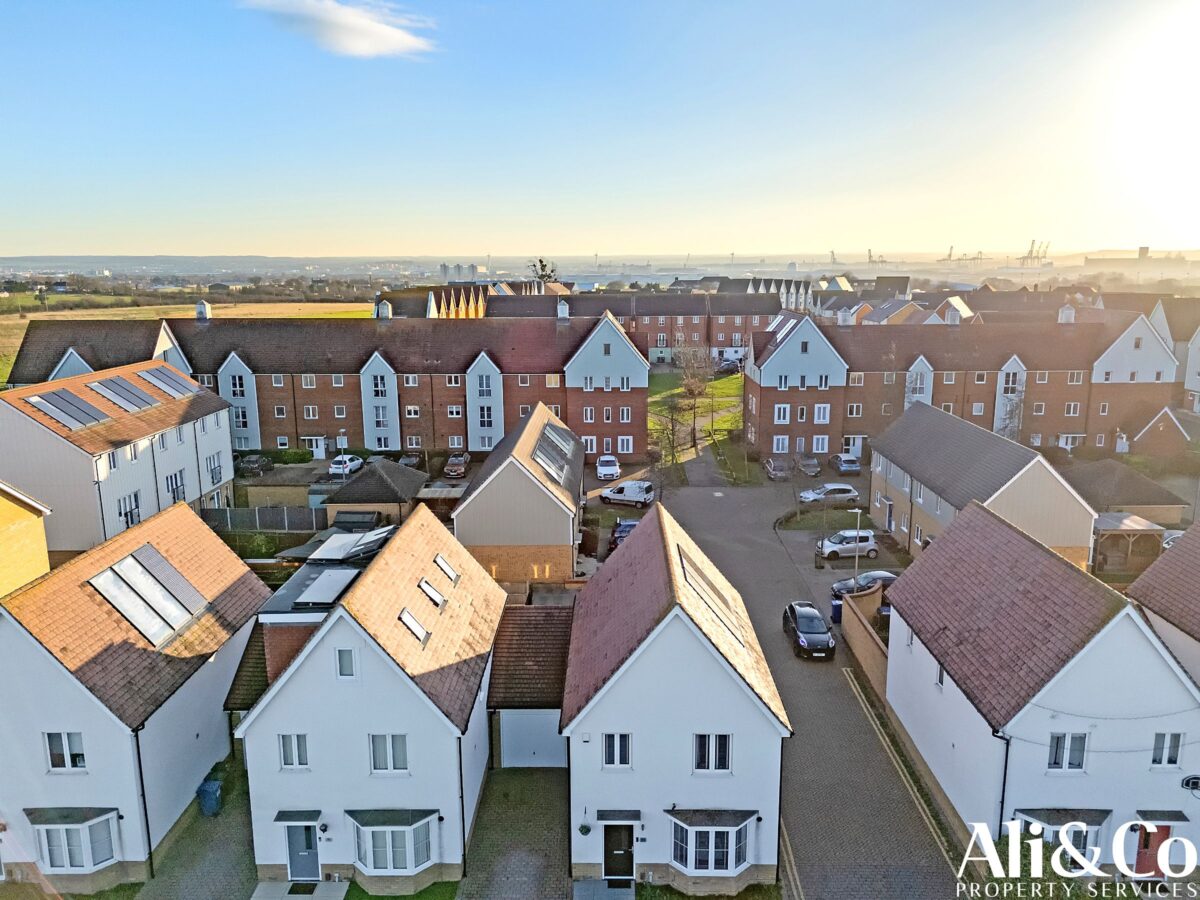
[870,402,1038,510]
[887,503,1127,730]
[324,460,428,505]
[1058,459,1186,511]
[9,320,164,384]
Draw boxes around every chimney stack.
[195,300,211,321]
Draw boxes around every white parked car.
[328,454,364,476]
[596,455,622,481]
[601,480,655,508]
[797,483,860,505]
[816,529,879,561]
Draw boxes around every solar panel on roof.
[308,533,361,562]
[137,368,186,398]
[295,568,360,607]
[108,376,159,409]
[147,366,200,395]
[131,545,207,615]
[46,389,110,425]
[26,395,85,430]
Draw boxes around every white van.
[600,480,655,508]
[816,529,878,561]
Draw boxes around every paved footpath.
[664,483,961,900]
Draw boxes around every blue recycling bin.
[197,779,222,817]
[830,597,843,625]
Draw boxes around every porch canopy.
[274,810,322,824]
[345,809,438,828]
[25,807,118,826]
[1015,808,1112,828]
[664,809,757,828]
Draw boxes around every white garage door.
[499,709,567,767]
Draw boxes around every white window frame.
[352,817,434,875]
[303,405,318,420]
[36,812,118,874]
[847,403,862,418]
[1152,732,1183,767]
[974,371,987,384]
[279,733,309,769]
[405,405,420,418]
[518,374,530,387]
[301,374,316,389]
[274,405,287,419]
[669,820,750,876]
[1065,402,1081,417]
[1068,371,1084,385]
[447,405,463,418]
[812,435,828,453]
[692,733,732,772]
[582,436,596,454]
[545,374,560,388]
[849,372,864,387]
[772,435,788,453]
[403,374,419,387]
[618,435,633,454]
[972,403,985,416]
[332,374,345,387]
[602,732,631,768]
[45,731,87,772]
[1099,402,1109,416]
[272,374,285,387]
[335,648,356,679]
[1047,732,1087,771]
[448,435,464,449]
[334,405,347,419]
[813,403,830,425]
[773,404,789,425]
[1032,402,1045,416]
[277,436,289,449]
[620,406,631,423]
[943,372,955,384]
[446,374,462,387]
[369,733,409,773]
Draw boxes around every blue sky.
[3,0,1195,256]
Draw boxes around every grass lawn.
[649,372,743,420]
[219,530,315,558]
[637,884,781,899]
[712,441,762,486]
[346,882,457,900]
[0,885,142,900]
[779,508,870,531]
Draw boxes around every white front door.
[302,437,326,460]
[842,435,864,458]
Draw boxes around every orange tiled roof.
[0,361,229,456]
[1,504,270,729]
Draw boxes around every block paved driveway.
[662,478,960,900]
[456,768,571,900]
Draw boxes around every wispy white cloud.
[243,0,434,58]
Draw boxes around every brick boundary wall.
[840,585,889,700]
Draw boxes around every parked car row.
[763,453,862,481]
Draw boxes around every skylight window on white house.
[418,578,446,609]
[399,608,429,645]
[434,554,459,585]
[678,546,744,647]
[89,549,201,646]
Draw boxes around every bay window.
[32,811,117,874]
[668,816,752,876]
[351,814,434,874]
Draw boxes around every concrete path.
[455,768,571,900]
[663,481,961,900]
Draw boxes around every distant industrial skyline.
[3,0,1196,256]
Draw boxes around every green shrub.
[259,448,314,465]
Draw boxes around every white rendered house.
[234,506,506,895]
[0,360,234,562]
[0,505,266,893]
[887,503,1200,877]
[560,505,791,892]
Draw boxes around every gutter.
[133,724,155,879]
[992,729,1011,837]
[457,735,467,877]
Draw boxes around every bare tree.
[528,258,557,283]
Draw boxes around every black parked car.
[830,570,899,599]
[237,454,274,476]
[714,359,741,375]
[608,517,641,552]
[782,601,837,659]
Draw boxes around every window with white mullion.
[279,733,309,769]
[693,733,731,772]
[369,733,409,772]
[353,819,432,874]
[670,821,750,875]
[37,813,117,873]
[46,731,87,771]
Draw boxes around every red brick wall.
[565,388,648,460]
[502,374,569,426]
[396,375,437,450]
[428,375,469,449]
[256,374,363,449]
[263,622,319,683]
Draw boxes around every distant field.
[0,301,373,384]
[0,292,139,315]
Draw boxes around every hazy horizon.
[4,0,1197,257]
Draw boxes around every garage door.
[499,709,567,767]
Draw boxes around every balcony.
[209,466,222,486]
[169,484,186,503]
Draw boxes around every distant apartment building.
[8,307,651,462]
[0,361,233,562]
[743,309,1180,459]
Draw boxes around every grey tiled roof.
[887,502,1127,730]
[325,460,428,505]
[1128,522,1200,640]
[1058,459,1186,511]
[871,403,1038,510]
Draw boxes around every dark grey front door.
[603,824,634,879]
[286,825,319,881]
